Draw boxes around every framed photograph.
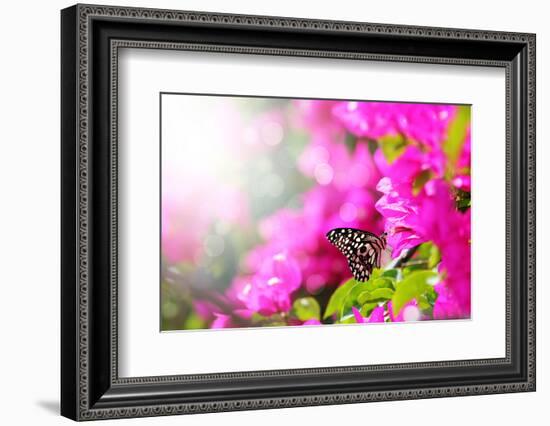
[61,4,536,421]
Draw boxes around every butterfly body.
[326,228,388,282]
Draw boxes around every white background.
[120,50,505,377]
[0,0,546,425]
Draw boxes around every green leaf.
[379,134,407,164]
[341,282,372,318]
[415,242,433,259]
[161,301,179,320]
[366,139,378,156]
[325,274,397,321]
[417,285,437,313]
[370,268,382,280]
[368,277,395,290]
[369,288,394,302]
[337,314,357,324]
[344,133,358,153]
[426,285,438,304]
[381,269,399,280]
[455,188,471,212]
[357,291,371,305]
[358,287,395,305]
[391,270,438,316]
[402,264,424,276]
[265,320,287,327]
[428,244,441,269]
[292,297,321,321]
[324,278,357,319]
[415,242,441,269]
[457,197,471,211]
[251,312,268,323]
[417,295,432,311]
[443,105,470,168]
[182,312,205,330]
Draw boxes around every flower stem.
[388,245,420,269]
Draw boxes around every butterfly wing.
[326,228,385,282]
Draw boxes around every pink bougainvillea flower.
[375,177,425,257]
[245,185,382,292]
[302,319,322,326]
[332,102,456,147]
[299,136,381,191]
[376,178,470,318]
[293,99,343,131]
[229,275,289,317]
[434,230,471,318]
[258,252,302,292]
[451,129,471,192]
[432,283,465,320]
[374,145,446,186]
[388,300,423,322]
[193,300,220,322]
[457,129,471,170]
[398,104,456,148]
[333,102,396,139]
[227,252,302,316]
[351,307,365,323]
[246,144,383,293]
[202,100,470,328]
[452,175,471,192]
[367,306,386,323]
[352,306,385,323]
[191,289,242,326]
[210,313,235,329]
[232,99,387,296]
[410,180,471,318]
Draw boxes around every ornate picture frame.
[61,4,535,421]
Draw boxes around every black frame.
[61,4,536,421]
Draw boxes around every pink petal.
[352,306,366,323]
[368,306,385,323]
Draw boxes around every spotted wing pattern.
[326,228,387,282]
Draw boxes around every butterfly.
[326,228,388,282]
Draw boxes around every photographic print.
[160,94,471,331]
[61,7,535,418]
